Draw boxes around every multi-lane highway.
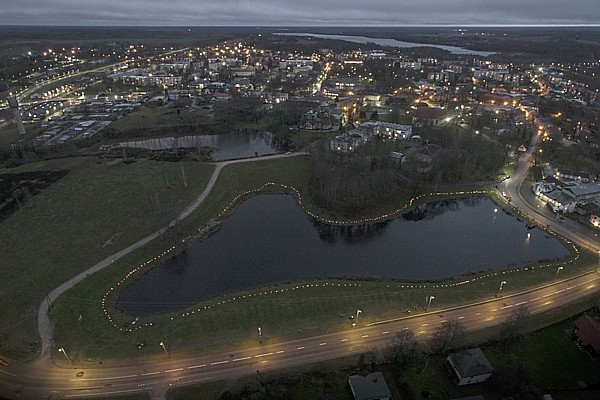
[2,269,599,399]
[2,137,600,399]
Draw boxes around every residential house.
[573,315,600,357]
[562,182,600,205]
[445,348,494,386]
[348,372,392,400]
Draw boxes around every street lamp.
[159,341,168,356]
[426,295,435,312]
[352,309,362,327]
[497,281,507,297]
[258,326,262,343]
[58,347,71,363]
[555,266,563,279]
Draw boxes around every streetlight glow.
[426,295,435,311]
[58,347,71,363]
[352,309,362,327]
[497,281,507,297]
[159,341,168,356]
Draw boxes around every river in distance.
[273,32,495,56]
[117,195,569,316]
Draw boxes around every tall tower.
[7,95,26,135]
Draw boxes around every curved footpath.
[36,153,297,364]
[0,147,596,399]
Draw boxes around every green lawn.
[1,150,597,366]
[0,157,214,359]
[46,155,596,367]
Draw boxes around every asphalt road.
[2,141,600,399]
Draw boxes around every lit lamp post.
[555,266,563,279]
[58,347,71,363]
[352,309,362,327]
[159,341,168,356]
[497,281,507,297]
[426,295,435,312]
[258,326,262,343]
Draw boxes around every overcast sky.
[1,0,599,27]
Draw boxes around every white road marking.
[141,372,160,376]
[458,316,464,319]
[276,350,285,354]
[254,353,273,358]
[187,364,206,369]
[210,361,228,366]
[78,375,137,381]
[178,377,209,385]
[319,342,327,346]
[65,388,143,397]
[165,368,183,373]
[501,305,514,309]
[297,346,305,350]
[232,357,251,362]
[341,338,348,342]
[0,370,16,377]
[543,293,553,298]
[361,335,369,338]
[555,289,565,294]
[382,331,389,334]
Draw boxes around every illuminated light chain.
[102,185,580,332]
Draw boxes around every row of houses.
[533,170,600,213]
[330,121,413,153]
[347,347,495,400]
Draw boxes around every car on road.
[0,359,8,366]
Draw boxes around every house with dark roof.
[445,348,494,386]
[573,315,600,357]
[348,372,392,400]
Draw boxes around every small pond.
[120,130,292,161]
[116,195,569,316]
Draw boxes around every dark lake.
[116,195,569,316]
[120,130,291,161]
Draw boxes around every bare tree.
[384,329,419,366]
[499,304,530,344]
[431,318,466,354]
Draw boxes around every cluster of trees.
[308,145,408,216]
[426,129,508,183]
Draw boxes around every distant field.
[0,157,214,359]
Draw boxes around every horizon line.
[1,23,600,28]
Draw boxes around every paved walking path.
[36,153,296,362]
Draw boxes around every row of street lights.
[59,264,574,364]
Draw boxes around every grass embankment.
[0,157,215,359]
[165,308,600,400]
[47,155,597,367]
[107,105,211,139]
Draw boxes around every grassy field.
[44,154,597,367]
[1,149,598,367]
[105,105,213,140]
[0,156,215,359]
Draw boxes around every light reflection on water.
[117,195,569,316]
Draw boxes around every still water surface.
[274,33,495,56]
[117,195,569,316]
[120,131,284,161]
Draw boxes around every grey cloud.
[1,0,599,26]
